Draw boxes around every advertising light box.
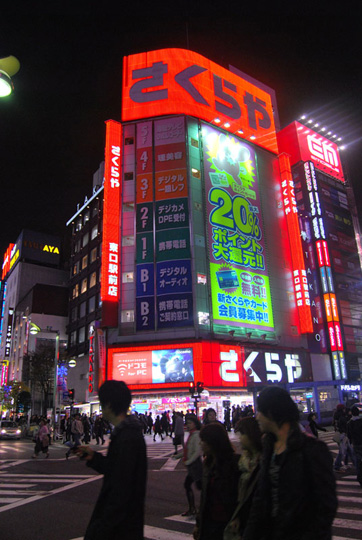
[202,124,274,331]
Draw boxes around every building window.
[122,272,134,283]
[91,225,98,240]
[89,271,97,288]
[82,254,88,270]
[74,240,81,253]
[121,310,134,323]
[124,137,134,145]
[122,202,134,212]
[84,211,90,224]
[82,233,89,248]
[71,307,77,322]
[122,236,135,247]
[92,204,99,217]
[73,261,79,276]
[72,284,79,299]
[124,172,134,181]
[70,331,76,346]
[88,296,95,313]
[81,278,87,294]
[79,301,86,318]
[78,327,85,343]
[76,219,82,232]
[90,247,97,263]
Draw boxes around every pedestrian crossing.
[0,472,101,512]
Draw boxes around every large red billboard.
[277,122,344,182]
[122,48,278,154]
[101,120,122,327]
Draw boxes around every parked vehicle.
[0,421,21,440]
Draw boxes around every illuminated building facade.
[67,49,361,419]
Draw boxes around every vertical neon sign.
[278,154,313,333]
[101,120,122,327]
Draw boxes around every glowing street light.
[0,56,20,97]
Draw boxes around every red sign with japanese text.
[122,49,278,154]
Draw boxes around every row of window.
[74,225,99,253]
[72,271,98,298]
[70,294,100,321]
[73,247,98,275]
[75,206,99,232]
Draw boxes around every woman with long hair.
[194,422,239,540]
[223,417,262,540]
[181,413,202,516]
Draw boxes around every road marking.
[336,506,362,515]
[160,457,180,471]
[69,526,193,540]
[333,517,362,530]
[0,474,101,513]
[337,495,362,504]
[0,473,93,477]
[0,497,22,503]
[0,484,36,488]
[166,514,196,524]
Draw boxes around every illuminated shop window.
[121,309,134,323]
[88,296,95,313]
[83,211,90,224]
[70,331,76,346]
[79,302,86,318]
[78,327,85,343]
[122,272,134,283]
[89,271,97,288]
[81,278,87,294]
[72,284,79,299]
[91,225,98,240]
[76,219,82,232]
[198,312,210,325]
[90,247,97,263]
[82,233,89,248]
[82,254,88,270]
[73,262,79,276]
[122,236,135,247]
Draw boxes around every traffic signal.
[188,381,195,395]
[68,388,75,401]
[196,381,204,394]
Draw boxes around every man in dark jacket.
[242,387,337,540]
[347,405,362,486]
[78,381,147,540]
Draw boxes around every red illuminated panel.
[328,322,337,352]
[278,154,313,333]
[101,120,122,327]
[107,341,247,390]
[122,49,278,154]
[316,241,324,267]
[334,322,344,350]
[2,244,14,280]
[278,122,344,182]
[322,241,330,266]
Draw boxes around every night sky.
[1,1,362,258]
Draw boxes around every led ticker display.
[122,48,278,154]
[101,120,122,327]
[2,244,14,280]
[202,124,274,331]
[278,154,313,333]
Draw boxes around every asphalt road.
[0,432,361,540]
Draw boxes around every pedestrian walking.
[347,405,362,486]
[76,380,147,540]
[223,417,262,540]
[242,386,337,540]
[334,405,354,471]
[153,415,164,441]
[194,422,239,540]
[181,413,202,517]
[32,419,49,459]
[172,412,185,454]
[94,414,105,445]
[65,413,84,459]
[307,412,327,438]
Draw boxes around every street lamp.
[29,323,60,435]
[0,56,20,97]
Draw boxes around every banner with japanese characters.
[202,124,274,330]
[154,118,193,328]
